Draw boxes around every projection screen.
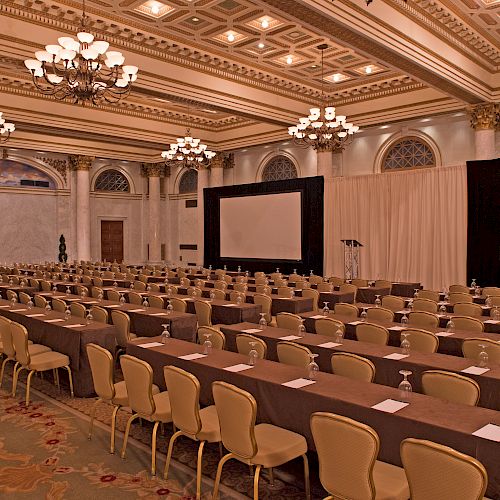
[219,192,302,260]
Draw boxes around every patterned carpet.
[0,369,325,499]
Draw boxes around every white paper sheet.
[128,309,146,312]
[472,423,500,442]
[383,353,409,360]
[138,342,163,348]
[282,378,316,388]
[436,331,454,337]
[310,314,325,319]
[242,328,263,334]
[348,321,363,326]
[11,309,27,312]
[178,353,207,360]
[388,326,405,331]
[461,366,490,375]
[484,320,500,324]
[318,342,342,348]
[150,312,168,316]
[223,363,254,372]
[396,310,410,314]
[222,304,238,307]
[26,313,45,317]
[371,399,409,413]
[65,324,85,328]
[278,335,302,341]
[0,305,9,308]
[44,318,65,323]
[106,305,121,308]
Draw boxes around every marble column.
[141,163,164,263]
[197,167,209,265]
[316,148,334,179]
[69,155,93,262]
[210,153,224,187]
[469,103,499,160]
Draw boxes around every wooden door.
[101,221,124,263]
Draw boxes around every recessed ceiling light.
[227,33,235,42]
[311,65,317,68]
[192,17,199,22]
[151,4,159,14]
[365,66,372,74]
[333,74,340,82]
[261,19,269,29]
[258,42,265,49]
[286,55,293,64]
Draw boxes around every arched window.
[262,155,298,182]
[179,169,198,194]
[0,159,55,188]
[94,169,130,192]
[382,137,436,172]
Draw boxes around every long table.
[219,322,500,411]
[0,300,117,397]
[127,337,500,499]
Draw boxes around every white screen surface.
[219,192,302,260]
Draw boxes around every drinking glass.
[164,278,169,286]
[298,319,306,337]
[258,313,267,328]
[401,313,409,325]
[322,302,330,316]
[334,328,344,343]
[86,311,93,325]
[8,279,13,286]
[293,269,297,274]
[407,299,413,311]
[166,286,172,297]
[307,354,319,380]
[485,296,492,308]
[223,265,227,271]
[478,344,488,368]
[439,303,447,315]
[147,285,152,292]
[398,370,412,401]
[470,278,477,288]
[98,292,103,303]
[446,319,455,332]
[360,308,368,321]
[142,298,149,308]
[290,289,295,298]
[209,290,216,302]
[66,286,71,295]
[52,285,58,295]
[474,285,481,297]
[45,303,51,316]
[400,332,411,355]
[119,293,126,306]
[248,342,258,366]
[309,270,313,276]
[10,296,17,308]
[374,295,381,308]
[130,282,135,290]
[237,265,241,273]
[203,334,212,355]
[492,307,500,321]
[276,268,280,273]
[81,291,86,299]
[64,307,71,321]
[236,295,243,305]
[413,288,419,298]
[160,324,170,344]
[166,300,173,315]
[27,299,33,310]
[208,265,212,271]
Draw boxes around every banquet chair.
[102,271,114,279]
[170,297,187,313]
[482,286,500,297]
[223,275,233,284]
[70,302,87,319]
[339,283,358,301]
[6,290,18,302]
[40,280,52,292]
[165,285,179,295]
[229,290,245,303]
[334,302,359,318]
[111,310,148,352]
[352,278,369,288]
[253,293,276,326]
[276,341,312,368]
[197,326,225,350]
[148,283,161,292]
[301,288,319,312]
[374,280,392,291]
[233,283,247,293]
[194,300,220,329]
[355,323,389,345]
[236,334,267,359]
[295,281,308,290]
[212,381,310,500]
[93,277,104,287]
[120,355,172,475]
[401,328,439,353]
[400,438,487,500]
[29,278,40,290]
[270,272,282,282]
[412,298,438,313]
[163,366,221,499]
[417,290,440,302]
[255,285,271,296]
[453,302,483,318]
[82,275,93,285]
[34,294,48,309]
[139,274,149,284]
[462,338,500,365]
[148,295,164,309]
[18,291,31,305]
[12,322,73,405]
[408,311,439,329]
[107,290,121,302]
[449,292,473,305]
[90,306,109,324]
[87,343,136,453]
[311,412,408,500]
[331,353,375,383]
[214,280,227,291]
[125,273,136,281]
[76,285,89,297]
[128,291,144,305]
[315,317,345,337]
[209,289,226,301]
[277,286,294,298]
[274,278,287,287]
[91,286,104,299]
[317,282,333,293]
[421,370,480,406]
[450,316,484,332]
[309,275,323,285]
[254,271,266,279]
[449,284,470,294]
[255,277,268,286]
[289,273,302,282]
[366,307,394,322]
[114,272,126,280]
[52,298,67,313]
[276,312,302,330]
[187,287,203,298]
[328,276,344,287]
[133,281,147,292]
[381,295,406,311]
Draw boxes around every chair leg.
[253,464,262,500]
[11,363,21,397]
[88,399,100,440]
[212,453,234,500]
[196,440,206,500]
[151,421,160,475]
[121,413,139,459]
[110,405,120,454]
[218,441,224,458]
[268,467,274,486]
[25,370,35,406]
[302,454,311,500]
[64,366,74,397]
[0,357,11,388]
[164,430,182,480]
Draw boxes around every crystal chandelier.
[0,112,15,143]
[288,44,359,151]
[161,128,216,170]
[24,0,138,106]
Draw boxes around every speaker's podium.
[341,239,363,280]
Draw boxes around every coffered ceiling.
[0,0,498,159]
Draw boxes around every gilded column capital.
[210,152,225,169]
[468,103,499,131]
[68,155,94,170]
[141,162,165,177]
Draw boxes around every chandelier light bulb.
[0,111,15,143]
[261,19,269,29]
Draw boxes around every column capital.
[468,103,500,131]
[69,155,94,171]
[141,162,165,177]
[210,152,225,169]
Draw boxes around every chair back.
[170,297,187,313]
[210,288,226,301]
[449,292,473,305]
[70,302,86,318]
[91,306,109,324]
[270,272,282,282]
[197,326,225,350]
[328,277,344,287]
[400,438,488,500]
[351,279,368,288]
[301,288,319,311]
[366,307,394,322]
[334,302,359,318]
[133,281,146,292]
[413,298,438,313]
[120,355,156,417]
[277,286,293,298]
[374,280,392,291]
[34,294,48,308]
[148,295,164,309]
[52,298,67,313]
[40,280,52,292]
[317,282,333,292]
[339,283,357,300]
[402,328,439,353]
[11,322,30,367]
[450,316,484,332]
[229,290,245,303]
[19,291,31,305]
[453,303,482,318]
[233,283,247,293]
[311,412,379,499]
[315,317,345,336]
[212,381,257,460]
[236,334,267,359]
[408,311,439,328]
[482,286,500,297]
[255,277,268,286]
[381,295,405,311]
[29,278,40,290]
[252,293,272,323]
[86,343,115,401]
[255,285,271,296]
[223,275,233,284]
[76,285,90,296]
[187,286,202,298]
[93,277,104,287]
[421,370,480,406]
[276,341,312,368]
[309,275,323,285]
[128,291,143,305]
[331,353,375,382]
[276,312,302,330]
[417,290,440,302]
[462,338,500,364]
[0,316,14,357]
[194,300,212,327]
[111,310,131,347]
[449,284,470,294]
[214,280,227,291]
[149,283,160,292]
[91,286,103,299]
[6,290,18,302]
[356,323,389,345]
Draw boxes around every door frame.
[97,216,128,262]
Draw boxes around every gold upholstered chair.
[355,323,389,346]
[462,338,500,365]
[236,334,267,359]
[148,295,165,309]
[412,298,438,313]
[448,292,473,305]
[90,305,109,324]
[453,302,483,318]
[421,370,480,406]
[334,302,359,318]
[301,288,319,312]
[315,317,345,337]
[197,326,225,350]
[448,284,470,294]
[401,328,439,353]
[408,311,439,329]
[276,341,312,368]
[252,293,276,326]
[212,381,310,500]
[366,307,395,322]
[450,316,484,332]
[70,302,87,318]
[331,353,375,383]
[417,290,440,302]
[381,295,405,312]
[276,312,302,330]
[51,297,67,313]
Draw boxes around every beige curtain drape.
[324,165,467,290]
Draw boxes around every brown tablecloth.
[391,282,422,297]
[220,323,500,411]
[0,285,36,299]
[127,338,500,499]
[356,286,391,304]
[0,300,117,397]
